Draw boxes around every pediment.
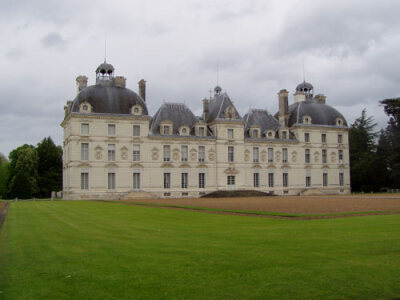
[161,163,174,168]
[131,163,143,168]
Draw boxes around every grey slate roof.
[150,103,198,135]
[243,109,280,137]
[70,83,148,115]
[206,91,242,122]
[287,99,347,127]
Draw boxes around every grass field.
[1,201,400,299]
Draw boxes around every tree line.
[0,137,62,199]
[350,99,400,192]
[0,99,399,198]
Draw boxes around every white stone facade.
[61,63,350,200]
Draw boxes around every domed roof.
[287,100,347,127]
[296,81,313,93]
[96,62,115,75]
[150,103,198,135]
[70,84,148,115]
[243,109,280,135]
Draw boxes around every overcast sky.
[1,0,399,156]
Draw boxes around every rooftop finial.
[104,34,107,63]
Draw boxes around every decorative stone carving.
[172,148,180,161]
[291,151,297,163]
[330,152,336,163]
[94,145,103,160]
[244,149,250,162]
[224,166,239,174]
[208,148,216,161]
[190,148,197,161]
[276,150,281,162]
[261,149,267,162]
[151,147,159,161]
[314,151,319,163]
[120,146,128,160]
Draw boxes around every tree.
[349,109,379,192]
[36,137,63,198]
[7,145,39,199]
[380,98,400,187]
[0,153,10,198]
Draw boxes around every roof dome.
[150,103,198,135]
[287,100,347,127]
[70,62,148,115]
[296,81,313,93]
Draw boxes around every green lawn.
[1,201,400,299]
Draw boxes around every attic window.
[83,105,88,111]
[252,129,259,138]
[302,115,312,124]
[267,131,274,138]
[282,131,287,139]
[131,105,142,116]
[336,118,344,126]
[182,128,186,134]
[164,126,170,135]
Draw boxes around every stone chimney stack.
[278,89,289,127]
[202,98,209,121]
[315,94,326,104]
[138,79,146,102]
[76,76,88,94]
[114,76,126,88]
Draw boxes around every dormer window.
[302,115,312,124]
[131,105,142,116]
[336,118,344,126]
[251,129,259,138]
[225,106,236,119]
[281,131,288,139]
[79,102,92,113]
[164,126,170,135]
[179,126,190,136]
[266,130,274,139]
[199,127,205,136]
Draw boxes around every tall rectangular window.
[305,149,310,163]
[339,172,344,186]
[198,146,205,162]
[268,148,274,163]
[81,172,89,190]
[253,147,259,163]
[227,175,235,185]
[304,132,310,142]
[133,172,140,190]
[181,172,188,189]
[108,124,116,136]
[268,172,274,187]
[163,145,170,162]
[133,145,140,161]
[108,172,116,189]
[108,144,115,161]
[322,149,327,164]
[164,126,170,135]
[323,172,328,187]
[81,143,89,161]
[283,172,289,187]
[81,123,89,135]
[306,175,311,187]
[181,145,188,162]
[338,134,343,144]
[228,146,234,162]
[339,150,343,162]
[253,172,260,188]
[199,172,205,188]
[282,148,288,163]
[199,127,205,136]
[133,125,140,136]
[321,133,327,143]
[164,173,171,189]
[227,129,234,140]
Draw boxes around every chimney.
[114,76,126,88]
[138,79,146,101]
[76,76,88,94]
[278,89,289,127]
[202,98,209,121]
[314,94,326,104]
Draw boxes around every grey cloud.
[41,32,66,48]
